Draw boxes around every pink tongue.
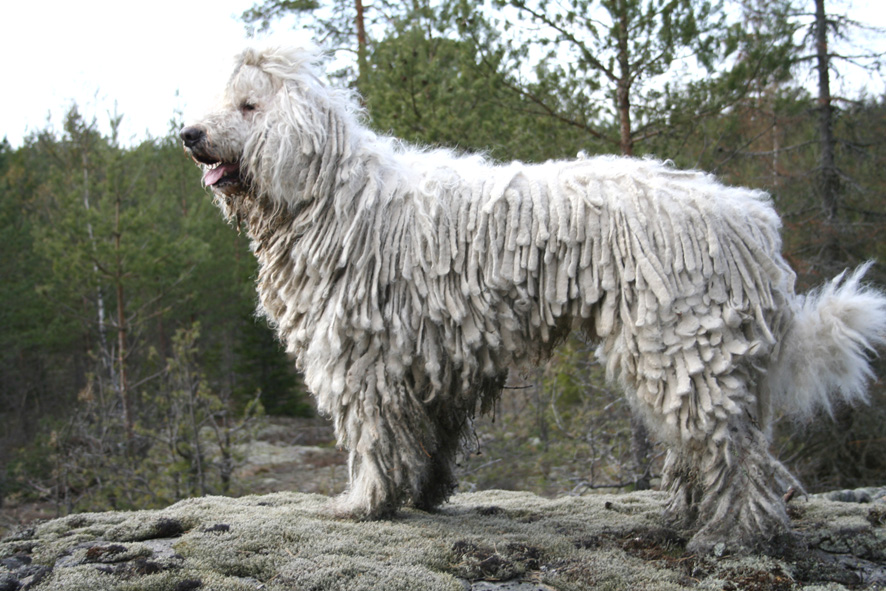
[203,163,238,186]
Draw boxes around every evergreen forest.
[2,0,885,525]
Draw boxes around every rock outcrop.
[2,489,884,590]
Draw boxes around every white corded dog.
[181,46,886,553]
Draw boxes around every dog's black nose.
[180,126,205,149]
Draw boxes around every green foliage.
[326,3,592,161]
[363,27,586,160]
[149,322,266,501]
[243,0,341,37]
[479,0,749,154]
[3,0,885,514]
[0,107,310,512]
[7,323,265,514]
[232,315,313,417]
[365,28,504,149]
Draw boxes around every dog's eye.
[240,102,257,113]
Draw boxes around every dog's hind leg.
[662,416,800,554]
[613,313,801,553]
[654,371,801,554]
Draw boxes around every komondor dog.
[181,46,886,553]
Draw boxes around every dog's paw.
[686,522,796,557]
[325,492,396,521]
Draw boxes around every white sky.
[2,1,884,149]
[1,0,314,147]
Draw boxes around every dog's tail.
[768,261,886,421]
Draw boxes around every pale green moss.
[2,489,883,590]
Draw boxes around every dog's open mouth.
[202,160,241,188]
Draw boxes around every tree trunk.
[355,0,368,87]
[815,0,838,220]
[81,153,114,387]
[114,194,132,441]
[616,8,633,156]
[814,0,841,266]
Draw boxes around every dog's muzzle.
[180,126,242,189]
[180,125,212,162]
[181,126,206,151]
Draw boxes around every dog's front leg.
[328,375,440,519]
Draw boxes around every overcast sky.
[2,1,885,149]
[1,0,312,147]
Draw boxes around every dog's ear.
[275,77,329,156]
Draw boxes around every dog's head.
[181,46,348,206]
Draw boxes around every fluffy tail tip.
[771,261,886,421]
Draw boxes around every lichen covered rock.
[1,489,884,590]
